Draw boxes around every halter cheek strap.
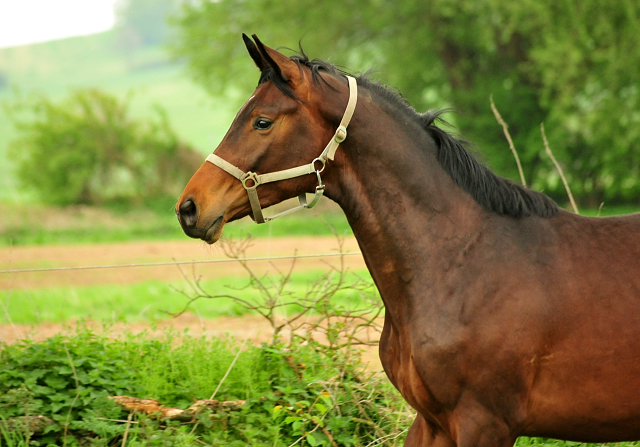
[205,75,358,224]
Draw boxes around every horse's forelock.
[256,52,346,101]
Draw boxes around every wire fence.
[0,251,364,275]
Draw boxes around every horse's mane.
[258,53,559,219]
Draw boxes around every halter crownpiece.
[205,75,358,223]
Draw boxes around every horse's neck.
[330,108,486,317]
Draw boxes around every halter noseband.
[205,76,358,224]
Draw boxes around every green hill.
[0,30,236,202]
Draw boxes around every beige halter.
[205,76,358,223]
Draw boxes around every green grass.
[4,198,639,248]
[0,206,183,247]
[0,276,252,325]
[1,268,374,325]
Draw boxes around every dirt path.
[0,236,382,368]
[0,235,364,289]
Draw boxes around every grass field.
[1,266,376,326]
[2,198,637,248]
[0,198,353,246]
[0,30,242,203]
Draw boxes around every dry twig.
[109,396,245,421]
[540,123,579,214]
[490,95,527,187]
[63,346,81,447]
[170,232,382,349]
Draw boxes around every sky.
[0,0,119,49]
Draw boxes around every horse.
[176,34,640,447]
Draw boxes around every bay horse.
[176,34,640,447]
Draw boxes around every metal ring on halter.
[312,157,326,173]
[241,172,260,189]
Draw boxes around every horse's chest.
[379,318,462,419]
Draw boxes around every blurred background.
[3,5,640,444]
[1,0,640,323]
[1,0,640,218]
[2,5,640,445]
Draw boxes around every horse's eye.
[253,118,273,131]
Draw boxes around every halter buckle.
[335,126,347,143]
[241,172,260,189]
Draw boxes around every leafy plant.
[0,328,138,445]
[6,88,202,206]
[0,326,411,446]
[2,315,637,446]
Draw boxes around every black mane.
[259,54,559,219]
[422,111,558,218]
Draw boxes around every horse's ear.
[243,33,268,70]
[251,34,302,86]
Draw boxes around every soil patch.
[1,236,381,368]
[0,313,383,370]
[0,235,364,289]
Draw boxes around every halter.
[205,76,358,223]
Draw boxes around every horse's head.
[176,34,356,244]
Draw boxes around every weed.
[0,326,411,446]
[0,327,137,445]
[172,232,383,353]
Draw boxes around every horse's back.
[523,210,640,441]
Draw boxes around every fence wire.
[0,251,364,275]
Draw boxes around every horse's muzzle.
[175,197,224,243]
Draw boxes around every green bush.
[0,328,138,446]
[0,327,411,446]
[7,89,202,206]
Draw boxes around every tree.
[7,89,202,206]
[169,0,640,206]
[115,0,180,48]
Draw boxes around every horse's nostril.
[178,199,198,227]
[180,199,195,214]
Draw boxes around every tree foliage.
[7,89,202,206]
[170,0,640,206]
